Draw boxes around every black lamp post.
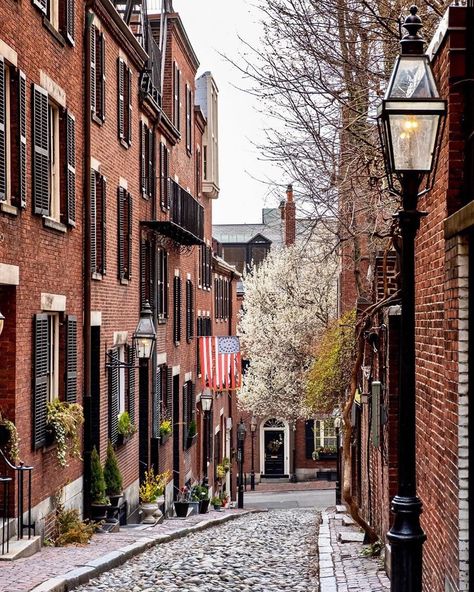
[250,416,257,491]
[237,419,246,509]
[201,388,213,487]
[377,7,445,591]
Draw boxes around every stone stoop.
[0,535,41,561]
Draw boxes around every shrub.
[139,468,171,503]
[103,441,122,496]
[90,446,108,505]
[117,411,137,438]
[46,400,84,468]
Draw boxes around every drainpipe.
[83,3,94,517]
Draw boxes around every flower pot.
[174,501,190,518]
[212,503,222,511]
[140,502,161,524]
[188,501,200,516]
[91,503,109,522]
[199,499,210,514]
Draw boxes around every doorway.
[261,419,288,476]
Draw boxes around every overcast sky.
[169,0,282,225]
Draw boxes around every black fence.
[169,180,204,242]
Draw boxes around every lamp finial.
[400,5,424,55]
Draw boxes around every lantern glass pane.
[387,56,439,100]
[135,336,154,359]
[388,112,440,172]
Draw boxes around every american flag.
[199,336,241,391]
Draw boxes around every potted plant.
[216,463,226,481]
[103,441,123,522]
[117,411,137,445]
[139,468,170,524]
[0,411,20,464]
[159,419,172,444]
[220,491,229,508]
[46,400,84,468]
[210,495,222,511]
[90,446,109,521]
[192,485,210,514]
[174,486,190,518]
[186,419,197,448]
[222,457,231,473]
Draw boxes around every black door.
[264,430,285,475]
[172,374,180,499]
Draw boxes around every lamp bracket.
[105,349,139,369]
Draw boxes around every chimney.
[284,184,296,246]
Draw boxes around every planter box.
[159,432,171,446]
[186,434,198,449]
[188,501,199,516]
[318,453,337,461]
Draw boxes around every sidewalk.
[319,507,390,592]
[0,508,254,592]
[253,479,335,493]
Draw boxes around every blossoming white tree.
[238,242,337,422]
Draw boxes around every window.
[183,380,195,450]
[32,0,75,42]
[90,24,105,123]
[108,343,135,445]
[117,186,132,281]
[195,148,201,197]
[33,313,77,448]
[173,275,182,344]
[140,121,155,199]
[173,62,180,130]
[196,315,212,376]
[185,84,192,153]
[199,245,212,290]
[32,85,76,225]
[159,142,170,210]
[152,364,169,439]
[305,419,336,458]
[118,58,132,147]
[157,247,168,320]
[203,146,207,180]
[186,279,194,342]
[90,170,107,276]
[0,58,27,209]
[214,277,230,321]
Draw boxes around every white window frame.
[4,61,11,204]
[48,101,60,222]
[47,313,59,403]
[48,0,59,30]
[314,419,336,449]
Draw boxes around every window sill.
[92,113,105,126]
[120,139,131,150]
[1,202,18,216]
[92,272,103,281]
[43,217,67,233]
[157,317,167,325]
[120,278,130,286]
[42,17,66,47]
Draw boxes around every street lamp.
[250,416,257,491]
[133,301,156,360]
[377,7,445,592]
[201,387,213,486]
[0,311,4,337]
[237,419,246,509]
[333,415,342,506]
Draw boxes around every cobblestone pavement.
[77,509,320,592]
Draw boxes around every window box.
[318,452,337,461]
[186,433,198,449]
[159,432,171,446]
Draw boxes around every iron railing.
[0,448,34,555]
[169,180,204,242]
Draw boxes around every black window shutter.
[140,121,146,196]
[0,58,6,202]
[90,24,96,115]
[33,314,49,449]
[165,148,170,209]
[191,382,196,425]
[186,279,191,342]
[32,0,47,16]
[126,191,132,279]
[140,239,147,306]
[127,67,132,145]
[166,366,173,421]
[18,71,27,208]
[117,187,124,279]
[99,33,106,121]
[90,170,97,273]
[159,142,165,210]
[117,58,124,140]
[100,176,107,275]
[163,250,169,317]
[148,127,155,200]
[65,315,77,403]
[108,350,119,445]
[174,276,181,343]
[128,344,136,424]
[305,420,315,459]
[65,0,75,44]
[182,382,188,449]
[65,112,76,226]
[32,84,49,216]
[152,365,161,438]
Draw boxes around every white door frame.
[260,418,290,476]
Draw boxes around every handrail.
[0,447,34,548]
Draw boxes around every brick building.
[0,0,239,547]
[347,5,474,590]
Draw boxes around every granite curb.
[30,509,263,592]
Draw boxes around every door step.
[260,475,290,483]
[0,535,41,561]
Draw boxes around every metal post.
[387,172,426,592]
[335,425,341,505]
[202,410,209,487]
[250,430,255,491]
[289,421,297,483]
[238,439,244,509]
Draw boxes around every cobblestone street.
[77,509,319,592]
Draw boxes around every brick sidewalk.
[320,507,390,592]
[0,508,251,592]
[253,480,335,493]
